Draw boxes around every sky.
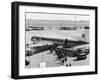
[26,12,90,21]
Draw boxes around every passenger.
[66,64,68,67]
[65,57,67,61]
[69,64,71,66]
[62,60,64,64]
[25,60,30,66]
[60,48,65,58]
[48,45,53,53]
[55,48,62,60]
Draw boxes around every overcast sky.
[26,12,90,21]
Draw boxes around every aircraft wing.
[31,35,89,48]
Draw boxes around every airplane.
[25,38,90,67]
[26,34,89,61]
